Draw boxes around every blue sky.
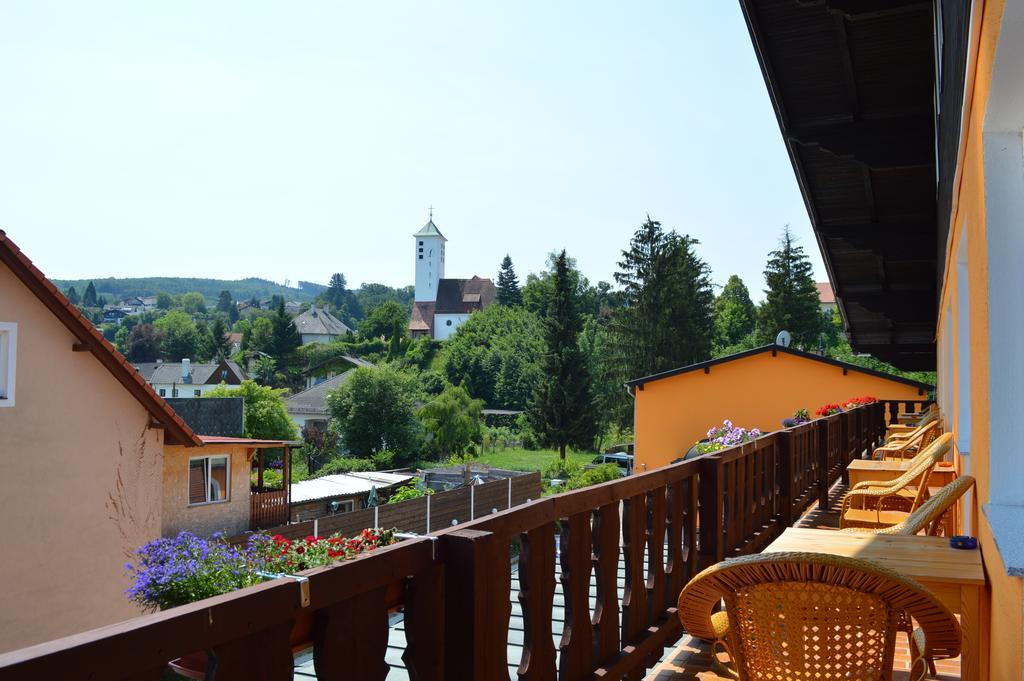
[0,2,825,300]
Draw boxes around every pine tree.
[757,226,823,348]
[496,255,522,306]
[83,281,98,307]
[216,290,234,314]
[713,275,757,351]
[527,250,597,461]
[326,273,348,309]
[66,286,80,305]
[270,299,302,368]
[611,217,715,378]
[208,317,231,361]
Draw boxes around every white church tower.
[413,211,446,302]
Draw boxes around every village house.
[0,230,204,652]
[628,344,931,471]
[292,305,352,345]
[140,358,247,398]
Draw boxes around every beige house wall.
[162,444,253,537]
[0,265,164,653]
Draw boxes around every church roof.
[435,277,496,314]
[413,219,447,241]
[410,301,435,335]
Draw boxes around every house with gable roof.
[0,230,204,651]
[292,305,352,345]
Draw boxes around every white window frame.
[328,499,355,514]
[0,322,16,407]
[188,454,231,506]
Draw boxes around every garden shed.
[627,344,931,472]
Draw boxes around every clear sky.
[0,2,825,300]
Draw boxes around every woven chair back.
[678,552,961,681]
[886,475,975,536]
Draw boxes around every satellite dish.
[775,330,792,348]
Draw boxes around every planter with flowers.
[815,403,844,417]
[126,528,397,677]
[693,420,763,456]
[843,395,877,410]
[781,408,811,428]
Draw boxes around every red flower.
[295,546,305,555]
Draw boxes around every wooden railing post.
[441,529,510,680]
[697,456,724,569]
[777,429,794,528]
[840,411,851,486]
[816,418,830,509]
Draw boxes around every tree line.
[313,217,899,468]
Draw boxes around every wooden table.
[765,527,988,681]
[848,459,958,488]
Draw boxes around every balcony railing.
[0,400,930,681]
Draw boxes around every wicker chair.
[843,475,975,537]
[841,433,952,530]
[885,408,940,441]
[873,420,940,460]
[678,552,961,681]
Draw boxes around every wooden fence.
[235,473,542,543]
[0,401,900,681]
[250,488,289,530]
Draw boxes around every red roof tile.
[816,282,836,304]
[0,230,201,446]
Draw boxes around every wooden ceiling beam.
[788,116,934,169]
[795,0,931,21]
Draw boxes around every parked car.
[591,452,634,476]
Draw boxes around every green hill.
[51,276,326,303]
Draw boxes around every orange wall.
[936,0,1024,677]
[0,265,163,652]
[632,350,926,471]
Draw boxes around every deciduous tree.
[417,383,484,457]
[441,304,544,409]
[359,300,408,340]
[713,275,758,352]
[126,323,162,362]
[205,380,298,440]
[326,366,422,459]
[154,311,200,361]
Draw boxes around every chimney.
[181,358,192,384]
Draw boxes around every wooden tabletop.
[765,527,984,586]
[847,459,957,473]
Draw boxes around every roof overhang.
[0,231,201,446]
[739,0,942,370]
[626,344,933,393]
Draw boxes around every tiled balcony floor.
[646,481,963,681]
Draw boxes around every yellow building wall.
[0,265,163,652]
[937,0,1023,677]
[632,350,926,472]
[162,444,254,538]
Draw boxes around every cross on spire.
[428,205,434,220]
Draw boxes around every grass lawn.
[472,447,595,473]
